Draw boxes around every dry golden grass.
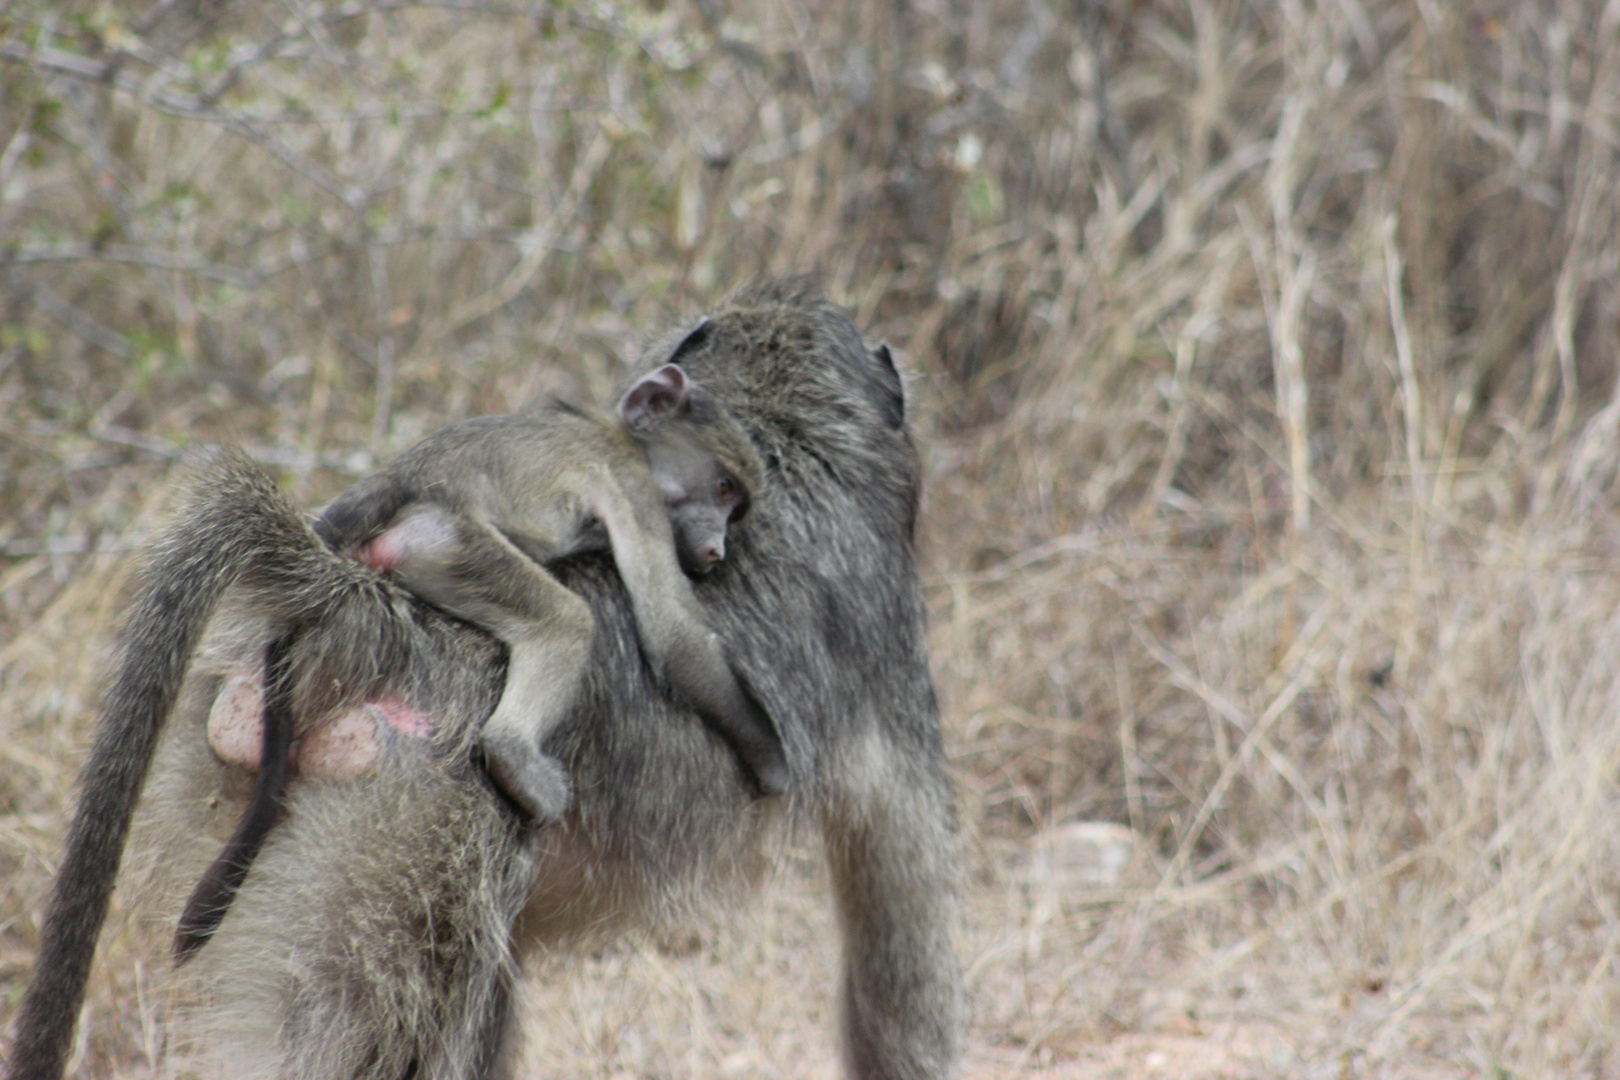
[4,1,1620,1076]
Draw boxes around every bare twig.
[3,244,258,287]
[29,286,134,361]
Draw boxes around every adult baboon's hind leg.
[822,725,964,1080]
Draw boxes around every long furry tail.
[6,448,347,1080]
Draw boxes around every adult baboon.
[9,279,963,1080]
[174,350,784,963]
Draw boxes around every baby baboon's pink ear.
[620,317,710,429]
[620,363,689,429]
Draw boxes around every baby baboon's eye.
[716,476,737,501]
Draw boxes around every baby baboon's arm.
[591,479,788,797]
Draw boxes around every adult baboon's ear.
[874,342,897,374]
[663,317,711,366]
[620,364,690,430]
[871,343,905,428]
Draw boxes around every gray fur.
[170,351,785,959]
[314,362,784,818]
[5,448,507,1080]
[11,278,963,1080]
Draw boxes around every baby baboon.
[8,279,963,1080]
[315,342,786,820]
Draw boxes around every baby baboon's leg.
[376,505,591,821]
[822,725,964,1080]
[482,606,590,823]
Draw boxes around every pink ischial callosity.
[365,696,435,739]
[206,672,435,780]
[205,674,266,769]
[295,706,381,780]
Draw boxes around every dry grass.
[4,1,1620,1076]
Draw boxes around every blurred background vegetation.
[4,1,1620,1076]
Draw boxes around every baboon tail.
[172,633,297,963]
[6,448,321,1080]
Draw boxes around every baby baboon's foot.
[748,752,791,801]
[482,730,571,823]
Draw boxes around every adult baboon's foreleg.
[822,726,964,1080]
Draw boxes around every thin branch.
[2,40,353,203]
[29,286,134,360]
[4,243,258,287]
[24,420,378,476]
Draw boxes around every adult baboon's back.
[131,278,963,1080]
